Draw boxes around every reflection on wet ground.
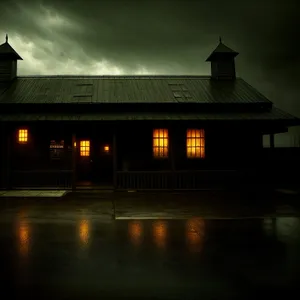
[1,205,300,299]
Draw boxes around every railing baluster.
[114,169,239,191]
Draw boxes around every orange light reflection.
[18,220,30,257]
[128,221,143,246]
[153,220,168,249]
[79,219,90,246]
[186,217,205,253]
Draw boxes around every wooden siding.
[0,60,16,82]
[1,121,267,189]
[211,60,236,80]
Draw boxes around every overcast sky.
[0,0,299,145]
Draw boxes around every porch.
[6,169,251,191]
[0,120,278,191]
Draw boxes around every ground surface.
[0,190,300,299]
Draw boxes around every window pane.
[164,138,168,147]
[200,147,205,158]
[159,138,164,147]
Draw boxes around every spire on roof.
[205,38,238,62]
[0,36,23,60]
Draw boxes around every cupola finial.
[5,34,8,43]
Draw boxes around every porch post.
[270,133,275,149]
[7,131,11,189]
[3,126,11,190]
[0,124,6,189]
[170,128,176,190]
[72,133,76,191]
[113,131,117,190]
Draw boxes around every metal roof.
[0,76,272,104]
[0,107,297,123]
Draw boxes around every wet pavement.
[0,190,68,198]
[114,190,300,219]
[0,192,300,299]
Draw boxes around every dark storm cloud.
[0,0,299,128]
[1,0,297,72]
[0,0,298,70]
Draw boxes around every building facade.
[0,36,299,190]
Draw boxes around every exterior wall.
[0,122,10,189]
[1,120,264,189]
[116,123,172,171]
[9,123,72,187]
[0,123,4,188]
[0,60,16,82]
[117,122,263,171]
[11,123,72,171]
[211,59,236,79]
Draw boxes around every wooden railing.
[11,170,73,189]
[116,170,239,190]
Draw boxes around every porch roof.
[0,75,272,105]
[0,106,298,125]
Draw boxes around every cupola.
[206,37,238,80]
[0,34,23,82]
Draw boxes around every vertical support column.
[270,133,275,149]
[0,124,5,189]
[269,133,275,189]
[7,132,11,189]
[113,131,117,190]
[72,133,76,191]
[169,127,176,190]
[3,126,12,190]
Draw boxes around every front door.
[77,139,93,185]
[76,138,113,186]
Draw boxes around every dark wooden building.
[0,36,299,190]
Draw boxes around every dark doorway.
[76,137,113,188]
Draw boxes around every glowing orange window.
[18,129,28,143]
[80,140,90,157]
[153,129,168,158]
[186,129,205,158]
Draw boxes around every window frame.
[18,129,28,144]
[49,140,65,160]
[153,128,169,158]
[80,140,90,157]
[186,128,205,159]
